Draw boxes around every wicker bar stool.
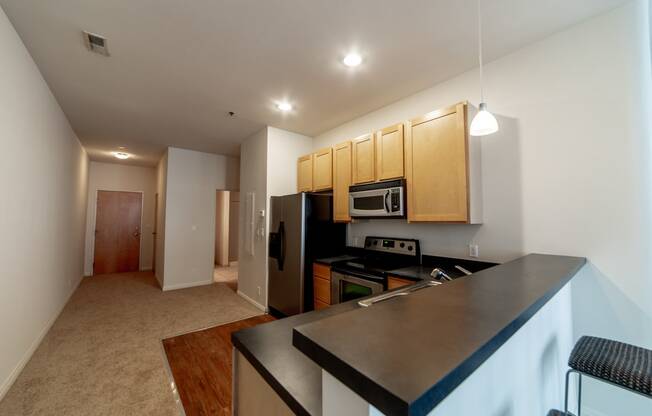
[564,336,652,415]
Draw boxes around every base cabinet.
[313,263,332,309]
[387,276,414,290]
[233,350,293,416]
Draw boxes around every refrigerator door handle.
[278,221,286,271]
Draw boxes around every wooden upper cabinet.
[333,141,352,222]
[297,154,313,192]
[351,133,375,184]
[406,102,469,222]
[313,148,333,191]
[376,123,405,181]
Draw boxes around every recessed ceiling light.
[277,102,293,112]
[112,152,130,160]
[343,53,362,67]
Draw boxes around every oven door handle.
[358,291,408,307]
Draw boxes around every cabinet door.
[333,141,352,222]
[313,148,333,191]
[351,133,375,184]
[387,276,414,290]
[406,102,469,222]
[376,123,404,181]
[297,154,313,192]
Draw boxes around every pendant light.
[469,0,499,136]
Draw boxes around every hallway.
[214,263,238,292]
[0,272,261,416]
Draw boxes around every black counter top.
[232,300,360,416]
[313,254,358,265]
[388,255,499,281]
[292,254,585,416]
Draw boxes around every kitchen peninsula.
[232,253,586,416]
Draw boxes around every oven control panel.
[364,237,419,257]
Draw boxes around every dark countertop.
[313,254,358,265]
[292,254,586,416]
[232,300,360,416]
[388,255,499,281]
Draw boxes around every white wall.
[237,127,313,310]
[314,2,652,413]
[0,6,88,400]
[154,150,168,287]
[83,161,157,275]
[238,128,269,309]
[266,127,314,198]
[162,147,239,290]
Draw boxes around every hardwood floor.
[162,315,275,416]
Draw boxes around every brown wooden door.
[93,191,142,275]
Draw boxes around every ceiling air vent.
[83,31,109,56]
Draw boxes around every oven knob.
[400,242,405,248]
[366,241,371,247]
[373,240,378,245]
[407,245,413,251]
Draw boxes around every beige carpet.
[0,272,261,416]
[213,264,238,292]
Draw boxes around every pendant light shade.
[470,102,499,136]
[470,0,499,137]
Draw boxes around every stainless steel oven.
[330,271,384,304]
[349,179,405,218]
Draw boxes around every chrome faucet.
[431,268,453,281]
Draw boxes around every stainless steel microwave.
[349,179,406,218]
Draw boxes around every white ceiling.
[1,0,626,166]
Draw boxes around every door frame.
[91,189,145,276]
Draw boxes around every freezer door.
[268,194,306,316]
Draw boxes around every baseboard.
[237,290,267,312]
[140,267,153,272]
[162,279,213,291]
[0,275,83,401]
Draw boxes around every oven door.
[349,187,404,218]
[331,271,385,304]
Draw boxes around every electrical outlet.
[469,244,479,258]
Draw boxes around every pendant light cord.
[477,0,484,103]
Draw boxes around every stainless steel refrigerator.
[268,193,346,317]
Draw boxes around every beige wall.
[238,127,313,310]
[162,147,239,290]
[228,191,240,263]
[83,161,157,275]
[0,7,88,399]
[154,151,168,287]
[215,190,230,266]
[238,129,269,309]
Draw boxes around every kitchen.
[232,1,652,415]
[236,100,587,416]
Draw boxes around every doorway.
[93,190,143,275]
[214,190,239,291]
